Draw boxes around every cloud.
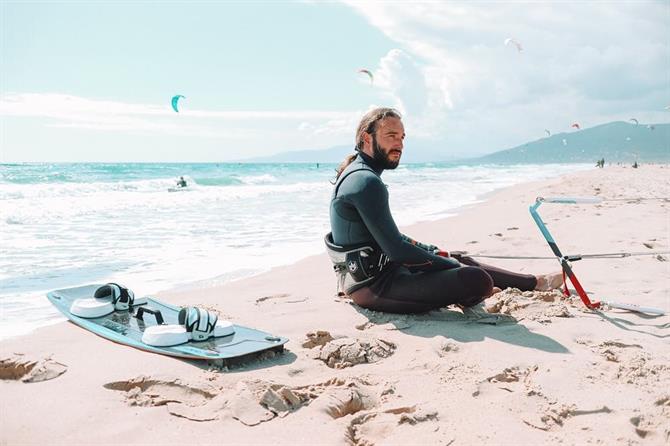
[371,48,452,139]
[0,93,359,140]
[343,1,670,152]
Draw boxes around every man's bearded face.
[371,134,401,170]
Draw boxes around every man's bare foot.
[534,272,563,291]
[490,286,502,296]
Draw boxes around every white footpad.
[142,320,235,347]
[142,325,189,347]
[70,298,114,319]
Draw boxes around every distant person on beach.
[176,176,187,188]
[325,107,562,314]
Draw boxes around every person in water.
[325,107,563,314]
[177,176,187,188]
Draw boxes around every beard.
[372,135,401,170]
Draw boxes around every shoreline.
[0,164,581,343]
[1,164,668,445]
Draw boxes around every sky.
[1,0,668,162]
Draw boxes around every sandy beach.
[2,165,669,446]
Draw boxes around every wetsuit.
[329,151,536,314]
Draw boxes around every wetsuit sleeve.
[401,234,438,253]
[350,174,459,271]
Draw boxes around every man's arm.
[401,234,451,257]
[350,174,459,271]
[401,234,438,252]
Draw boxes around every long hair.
[334,107,401,180]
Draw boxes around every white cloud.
[343,1,670,153]
[0,92,359,139]
[0,93,353,121]
[372,48,452,139]
[0,93,368,161]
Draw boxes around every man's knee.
[456,266,493,305]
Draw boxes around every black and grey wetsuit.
[328,151,535,314]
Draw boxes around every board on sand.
[47,284,288,361]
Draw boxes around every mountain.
[472,121,669,164]
[238,121,669,164]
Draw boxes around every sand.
[1,165,669,445]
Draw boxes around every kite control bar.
[530,196,665,315]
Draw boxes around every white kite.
[504,38,523,52]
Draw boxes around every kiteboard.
[47,284,288,361]
[167,186,189,192]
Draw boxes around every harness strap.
[334,162,377,197]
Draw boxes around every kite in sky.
[171,95,185,113]
[571,123,581,130]
[357,69,374,85]
[504,38,523,52]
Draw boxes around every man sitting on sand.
[325,107,562,314]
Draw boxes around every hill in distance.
[238,121,669,164]
[473,121,669,164]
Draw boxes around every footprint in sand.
[302,330,335,349]
[628,395,670,440]
[575,339,669,387]
[315,337,397,369]
[473,365,539,396]
[521,403,592,432]
[255,293,308,305]
[308,377,389,421]
[615,353,669,386]
[630,414,656,439]
[0,354,67,383]
[239,376,397,427]
[474,364,612,432]
[346,405,440,446]
[104,374,393,426]
[484,288,573,323]
[104,376,221,421]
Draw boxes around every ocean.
[0,161,591,339]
